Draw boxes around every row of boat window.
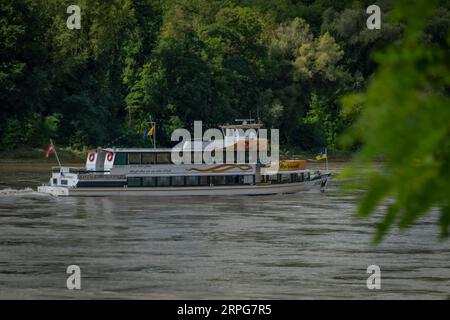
[114,152,260,165]
[127,175,255,187]
[126,173,310,187]
[263,172,310,183]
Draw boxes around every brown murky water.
[0,161,449,299]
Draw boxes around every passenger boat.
[37,122,331,197]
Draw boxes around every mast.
[50,139,62,167]
[148,116,156,149]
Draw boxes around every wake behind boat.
[37,121,330,197]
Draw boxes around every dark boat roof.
[103,147,209,153]
[103,147,173,153]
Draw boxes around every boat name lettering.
[78,174,125,180]
[129,168,172,174]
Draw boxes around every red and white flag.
[44,144,55,158]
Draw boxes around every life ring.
[107,152,114,162]
[88,153,95,162]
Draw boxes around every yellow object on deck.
[279,160,307,171]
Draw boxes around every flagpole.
[50,139,62,167]
[147,116,156,149]
[153,122,156,149]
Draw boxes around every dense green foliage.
[342,0,449,242]
[1,0,433,150]
[1,0,449,240]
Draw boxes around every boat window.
[127,177,142,187]
[199,176,209,186]
[128,153,141,165]
[243,175,255,185]
[186,176,198,185]
[156,152,171,164]
[211,176,226,185]
[158,176,170,186]
[142,153,156,164]
[114,153,127,165]
[52,167,60,173]
[69,168,79,174]
[172,176,185,186]
[281,174,290,183]
[143,177,156,187]
[225,175,240,185]
[61,180,68,185]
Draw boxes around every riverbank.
[0,147,85,163]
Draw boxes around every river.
[0,161,448,299]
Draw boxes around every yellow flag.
[148,125,155,137]
[315,149,327,160]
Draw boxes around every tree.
[263,18,348,147]
[0,0,52,138]
[1,0,446,159]
[126,3,267,144]
[341,0,450,243]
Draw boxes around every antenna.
[50,139,62,167]
[256,104,260,124]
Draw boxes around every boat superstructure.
[37,121,330,196]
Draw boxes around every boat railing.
[52,166,83,174]
[52,167,109,175]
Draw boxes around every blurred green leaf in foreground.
[341,0,450,243]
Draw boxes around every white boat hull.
[37,179,327,197]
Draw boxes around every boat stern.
[37,185,70,196]
[37,166,80,196]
